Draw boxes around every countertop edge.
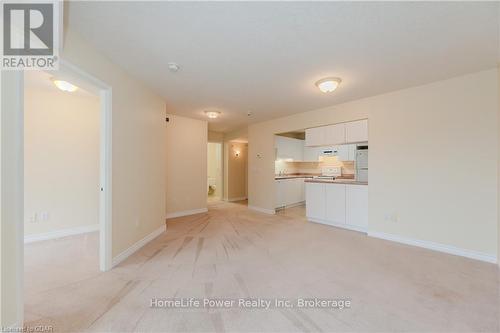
[304,179,368,185]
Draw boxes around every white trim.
[99,88,112,272]
[368,231,497,264]
[248,205,276,215]
[166,208,208,219]
[6,323,23,332]
[308,218,367,233]
[227,196,247,202]
[2,71,26,330]
[58,59,113,272]
[276,201,305,210]
[112,224,166,267]
[24,224,99,243]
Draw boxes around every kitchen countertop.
[304,178,368,185]
[274,174,317,180]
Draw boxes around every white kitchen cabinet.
[305,127,325,147]
[300,179,306,202]
[305,120,368,147]
[275,136,304,161]
[306,182,368,232]
[337,144,356,162]
[275,180,285,209]
[345,119,368,143]
[284,179,302,206]
[305,183,325,220]
[324,123,346,146]
[325,184,346,225]
[276,178,306,209]
[303,146,323,162]
[346,185,368,229]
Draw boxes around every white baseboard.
[276,201,306,210]
[368,231,497,264]
[308,218,367,233]
[166,208,208,219]
[7,322,22,331]
[112,224,166,267]
[248,205,276,215]
[24,224,99,243]
[227,197,247,202]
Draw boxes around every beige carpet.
[25,201,499,332]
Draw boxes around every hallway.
[25,201,499,332]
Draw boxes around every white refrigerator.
[356,149,368,182]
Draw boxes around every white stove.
[314,166,342,180]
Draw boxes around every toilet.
[207,177,216,195]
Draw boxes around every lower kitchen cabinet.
[305,182,325,219]
[305,182,368,232]
[346,185,368,229]
[275,178,306,209]
[325,184,346,225]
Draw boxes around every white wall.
[249,69,498,259]
[1,28,167,326]
[166,114,208,216]
[24,79,99,236]
[225,142,248,200]
[1,71,24,328]
[62,28,167,258]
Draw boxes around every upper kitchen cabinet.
[337,144,356,161]
[303,146,323,162]
[345,119,368,143]
[306,120,367,147]
[305,123,345,146]
[275,135,304,161]
[324,123,346,146]
[305,126,325,147]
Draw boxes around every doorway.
[207,142,223,202]
[21,62,112,326]
[24,69,102,302]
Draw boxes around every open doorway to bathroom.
[207,142,223,202]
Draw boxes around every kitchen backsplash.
[275,156,355,175]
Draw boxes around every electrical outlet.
[385,213,399,223]
[135,219,140,228]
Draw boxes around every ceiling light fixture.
[167,62,180,72]
[204,110,221,119]
[315,77,342,93]
[51,78,78,92]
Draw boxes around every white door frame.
[1,60,112,328]
[58,59,113,271]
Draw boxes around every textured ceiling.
[67,1,498,132]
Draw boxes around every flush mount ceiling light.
[204,110,221,119]
[167,62,180,72]
[51,78,78,92]
[315,77,342,93]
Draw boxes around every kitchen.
[275,119,368,232]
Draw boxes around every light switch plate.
[40,211,49,221]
